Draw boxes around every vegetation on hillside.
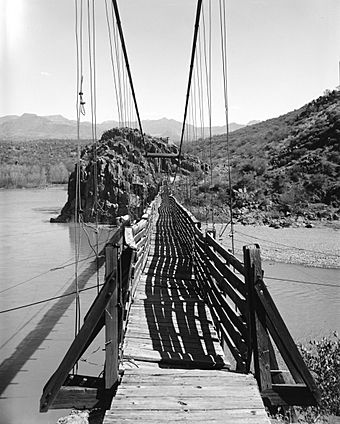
[0,139,90,188]
[180,90,340,226]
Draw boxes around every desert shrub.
[49,163,69,184]
[297,333,340,421]
[0,164,47,188]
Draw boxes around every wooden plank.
[206,233,245,275]
[104,409,269,423]
[124,339,223,356]
[40,276,116,412]
[116,385,260,397]
[255,278,320,403]
[50,386,101,410]
[204,278,248,356]
[204,243,246,297]
[110,396,264,410]
[243,245,271,392]
[134,225,148,244]
[105,245,119,389]
[132,219,148,237]
[171,196,201,227]
[262,384,318,407]
[197,244,247,315]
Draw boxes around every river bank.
[209,222,340,268]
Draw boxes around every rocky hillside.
[52,127,203,223]
[181,90,340,226]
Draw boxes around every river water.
[0,188,339,424]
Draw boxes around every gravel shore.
[214,223,340,268]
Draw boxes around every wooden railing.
[40,199,157,412]
[169,195,321,409]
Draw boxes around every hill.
[0,114,245,142]
[180,90,340,226]
[52,127,203,223]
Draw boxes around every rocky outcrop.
[51,127,203,223]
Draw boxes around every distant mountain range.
[0,113,259,142]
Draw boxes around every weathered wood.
[105,245,119,389]
[262,384,318,407]
[254,278,321,403]
[206,233,245,275]
[132,218,148,237]
[204,277,248,354]
[104,368,269,424]
[204,242,246,297]
[51,386,99,409]
[243,246,271,392]
[200,248,247,315]
[40,276,116,412]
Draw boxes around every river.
[0,187,339,424]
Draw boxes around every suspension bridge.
[39,0,322,422]
[40,186,320,422]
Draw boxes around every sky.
[1,0,340,126]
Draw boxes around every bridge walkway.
[103,197,270,423]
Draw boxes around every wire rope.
[0,283,105,315]
[111,0,144,138]
[111,2,124,125]
[172,0,203,184]
[218,0,235,253]
[200,2,214,228]
[74,0,81,349]
[104,0,122,122]
[264,276,339,289]
[234,229,340,258]
[1,271,338,316]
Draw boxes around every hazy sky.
[1,0,339,125]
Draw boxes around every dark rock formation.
[51,127,203,223]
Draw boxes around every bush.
[0,164,47,188]
[297,332,340,421]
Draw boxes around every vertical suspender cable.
[173,0,203,183]
[104,0,122,126]
[90,0,100,291]
[178,0,202,159]
[207,0,214,228]
[111,0,144,139]
[201,3,213,227]
[218,0,234,254]
[74,0,84,373]
[111,3,124,126]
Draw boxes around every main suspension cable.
[111,0,144,138]
[173,0,203,183]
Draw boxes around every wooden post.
[243,245,272,392]
[105,244,119,389]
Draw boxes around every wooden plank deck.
[104,198,270,423]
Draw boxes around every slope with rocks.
[181,90,340,226]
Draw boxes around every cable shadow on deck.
[137,200,225,369]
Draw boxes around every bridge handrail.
[169,195,321,410]
[40,197,158,412]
